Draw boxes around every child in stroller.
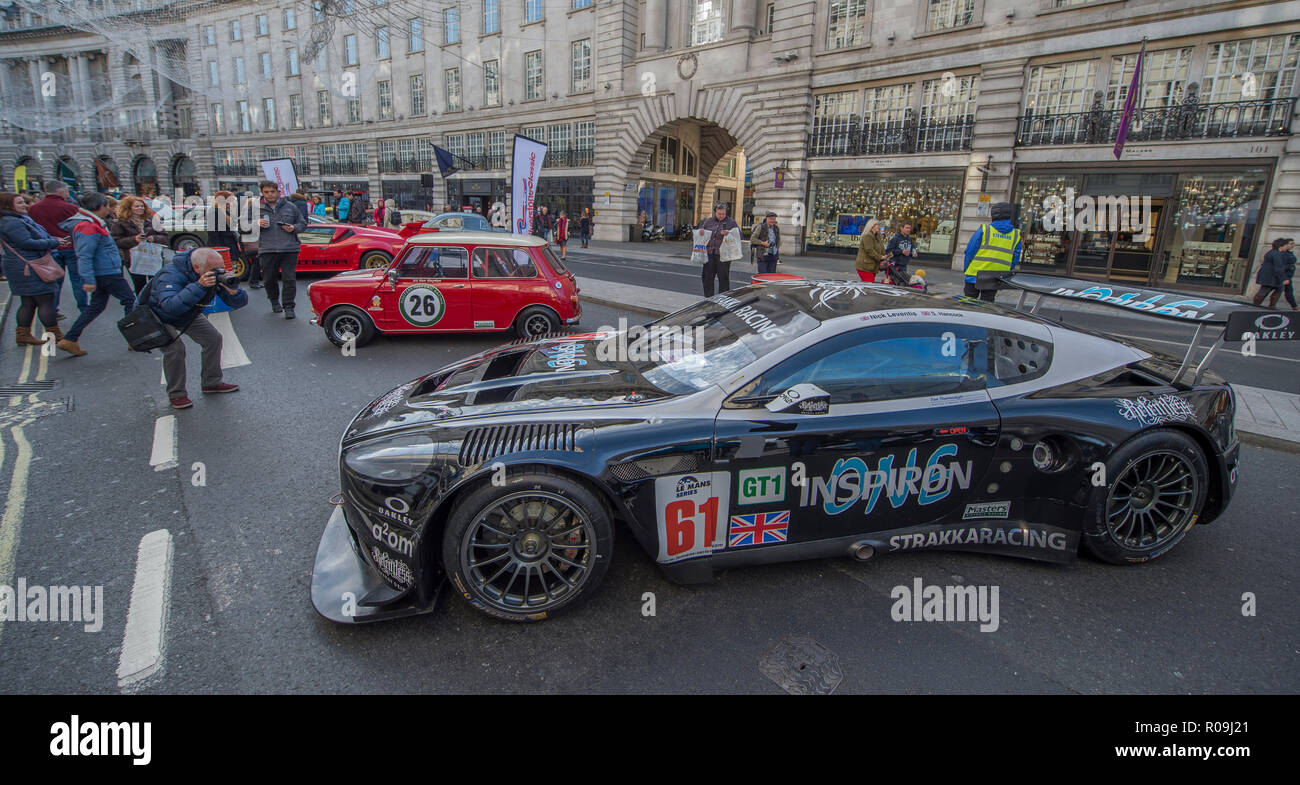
[879,256,928,293]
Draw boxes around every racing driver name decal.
[800,444,973,515]
[1115,394,1195,426]
[889,523,1071,553]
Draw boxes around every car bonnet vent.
[459,423,580,466]
[609,453,701,482]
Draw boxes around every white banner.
[510,134,547,235]
[260,158,299,197]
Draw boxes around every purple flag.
[1113,39,1147,159]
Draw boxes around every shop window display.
[807,175,963,256]
[1163,171,1266,290]
[1014,173,1083,274]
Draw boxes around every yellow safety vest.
[964,224,1021,276]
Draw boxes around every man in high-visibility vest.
[962,201,1021,301]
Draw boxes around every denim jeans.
[54,248,87,310]
[64,273,136,341]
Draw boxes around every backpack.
[390,209,402,225]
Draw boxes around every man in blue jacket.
[149,248,248,409]
[56,193,135,356]
[962,201,1022,302]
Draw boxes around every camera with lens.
[211,268,236,287]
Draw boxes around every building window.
[484,59,500,106]
[1107,47,1191,111]
[284,8,296,30]
[230,20,241,41]
[549,123,571,154]
[211,103,224,134]
[690,0,725,46]
[263,97,276,130]
[526,0,544,23]
[1203,34,1300,102]
[925,0,976,32]
[484,0,500,34]
[487,130,506,164]
[317,90,332,126]
[764,3,775,34]
[812,91,858,155]
[571,39,591,93]
[233,57,245,85]
[347,97,361,122]
[410,74,426,115]
[574,0,593,8]
[377,28,390,59]
[378,80,392,119]
[260,52,272,79]
[203,25,214,46]
[807,174,964,255]
[288,48,300,76]
[255,13,268,36]
[237,100,250,132]
[409,18,424,52]
[827,1,868,49]
[289,94,304,128]
[525,50,543,99]
[445,8,459,43]
[344,34,358,65]
[920,74,978,150]
[312,1,323,23]
[467,132,484,163]
[1026,60,1097,113]
[445,68,461,111]
[208,60,219,87]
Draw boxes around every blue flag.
[433,145,459,178]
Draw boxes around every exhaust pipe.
[850,542,875,562]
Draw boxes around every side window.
[299,226,335,245]
[988,329,1052,386]
[472,247,538,278]
[418,246,468,279]
[754,323,990,404]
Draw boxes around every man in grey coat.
[256,180,307,319]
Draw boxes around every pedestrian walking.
[209,191,251,288]
[532,206,548,239]
[555,210,569,261]
[57,193,136,356]
[579,208,593,248]
[148,248,248,410]
[111,195,170,295]
[961,202,1021,302]
[855,219,886,282]
[698,202,740,297]
[337,191,352,223]
[345,192,365,225]
[1252,238,1296,309]
[28,181,84,312]
[256,180,307,319]
[752,212,781,274]
[0,192,66,347]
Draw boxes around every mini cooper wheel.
[172,234,202,252]
[360,251,390,270]
[514,306,559,339]
[322,306,376,347]
[1082,429,1208,564]
[443,471,613,622]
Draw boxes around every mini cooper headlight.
[343,433,448,482]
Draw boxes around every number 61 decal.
[654,473,731,563]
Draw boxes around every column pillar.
[731,0,758,39]
[643,0,667,52]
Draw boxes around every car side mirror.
[765,383,830,415]
[386,269,399,286]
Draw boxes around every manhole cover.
[758,636,843,695]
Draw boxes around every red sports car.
[307,232,581,345]
[293,223,405,273]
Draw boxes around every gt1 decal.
[728,511,789,548]
[540,342,588,371]
[737,467,787,505]
[399,284,446,327]
[963,501,1010,520]
[799,444,973,515]
[655,472,731,563]
[1115,395,1195,426]
[889,524,1071,552]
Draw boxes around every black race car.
[311,274,1249,624]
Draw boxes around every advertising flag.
[260,158,299,196]
[1113,38,1147,160]
[433,145,460,178]
[510,134,548,236]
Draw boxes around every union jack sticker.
[728,511,790,548]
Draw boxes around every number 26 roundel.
[655,473,731,564]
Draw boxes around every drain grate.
[758,636,844,695]
[0,381,58,395]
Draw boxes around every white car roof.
[405,232,545,247]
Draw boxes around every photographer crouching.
[150,247,248,410]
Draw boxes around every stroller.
[880,256,928,293]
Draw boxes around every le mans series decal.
[655,472,730,563]
[399,284,446,327]
[799,443,972,515]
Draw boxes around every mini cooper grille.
[459,423,579,466]
[609,453,701,482]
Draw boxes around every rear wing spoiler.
[976,271,1295,385]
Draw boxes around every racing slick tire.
[1081,428,1209,565]
[514,306,559,339]
[360,251,390,270]
[442,470,613,622]
[322,306,376,348]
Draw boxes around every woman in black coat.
[1,192,67,345]
[1253,238,1294,309]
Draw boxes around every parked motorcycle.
[641,222,665,242]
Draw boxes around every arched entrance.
[171,155,199,196]
[57,157,82,193]
[95,156,121,194]
[13,157,39,193]
[625,120,747,240]
[132,155,159,197]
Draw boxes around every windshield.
[636,293,818,394]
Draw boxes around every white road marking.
[158,310,250,384]
[149,415,178,471]
[116,529,174,691]
[0,421,34,644]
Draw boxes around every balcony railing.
[545,147,595,167]
[808,112,975,157]
[320,159,368,175]
[213,163,261,177]
[377,156,430,174]
[1016,96,1295,147]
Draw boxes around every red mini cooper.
[307,232,581,345]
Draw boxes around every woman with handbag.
[1,192,67,346]
[112,196,170,295]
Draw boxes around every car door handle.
[450,284,467,289]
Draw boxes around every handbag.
[1,238,64,283]
[117,276,191,352]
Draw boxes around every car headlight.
[343,433,452,482]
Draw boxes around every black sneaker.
[271,303,283,314]
[284,308,296,320]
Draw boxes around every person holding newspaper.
[112,196,170,295]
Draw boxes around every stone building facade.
[1,0,1296,295]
